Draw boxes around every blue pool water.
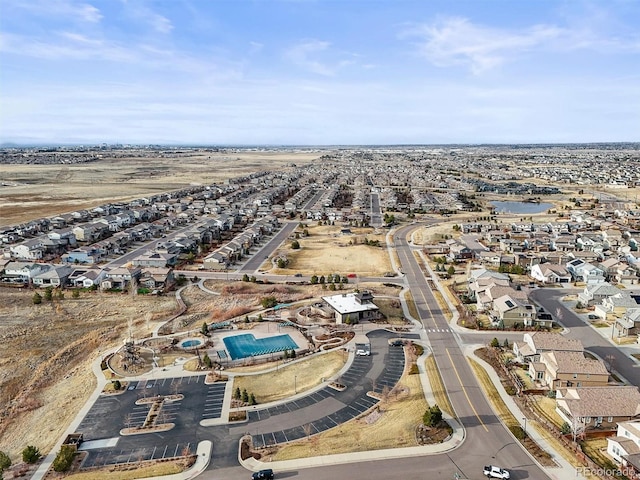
[180,339,203,348]
[223,334,299,360]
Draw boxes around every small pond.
[179,338,203,349]
[491,201,553,214]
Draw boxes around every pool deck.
[210,322,312,363]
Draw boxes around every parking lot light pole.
[523,417,527,438]
[294,375,297,394]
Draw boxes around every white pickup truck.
[483,465,510,479]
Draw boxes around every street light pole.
[294,375,297,394]
[523,417,527,438]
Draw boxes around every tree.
[52,445,75,472]
[310,275,318,284]
[72,289,80,299]
[319,275,325,284]
[503,338,510,349]
[22,445,41,464]
[32,292,42,305]
[490,337,500,348]
[241,389,249,403]
[203,353,212,368]
[112,380,121,390]
[328,283,336,291]
[423,405,443,427]
[291,240,300,249]
[44,287,53,301]
[242,274,250,282]
[201,322,209,336]
[447,266,455,276]
[277,258,286,268]
[261,296,278,308]
[234,387,241,400]
[249,393,257,405]
[0,451,11,472]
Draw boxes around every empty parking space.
[82,442,195,468]
[202,383,226,420]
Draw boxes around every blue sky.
[1,0,639,145]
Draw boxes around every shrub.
[32,292,42,305]
[409,363,419,374]
[72,289,80,298]
[560,422,571,434]
[291,240,300,249]
[490,338,500,348]
[52,445,75,472]
[112,380,121,391]
[0,451,11,472]
[509,425,526,440]
[260,296,278,308]
[423,405,443,427]
[22,445,41,464]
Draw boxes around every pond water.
[491,201,553,214]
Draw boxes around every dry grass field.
[269,372,427,460]
[271,225,392,276]
[231,350,346,404]
[0,151,320,227]
[0,289,178,462]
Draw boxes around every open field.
[270,225,391,276]
[0,151,320,226]
[0,289,178,462]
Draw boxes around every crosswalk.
[425,328,452,333]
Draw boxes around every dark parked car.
[252,469,274,480]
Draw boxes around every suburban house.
[32,265,74,288]
[68,268,106,288]
[322,291,381,324]
[131,251,179,268]
[139,267,175,290]
[62,247,102,264]
[3,261,47,283]
[9,238,45,260]
[607,420,640,477]
[615,308,640,338]
[556,386,640,432]
[101,267,142,290]
[595,292,640,319]
[530,350,609,389]
[202,250,229,270]
[578,282,622,307]
[566,258,606,284]
[491,294,537,328]
[530,263,572,284]
[513,332,583,363]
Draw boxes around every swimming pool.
[180,338,203,349]
[223,334,299,360]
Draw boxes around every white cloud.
[7,0,103,23]
[285,40,336,76]
[402,17,565,74]
[119,1,174,34]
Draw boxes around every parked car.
[252,469,274,480]
[484,465,510,479]
[355,349,370,356]
[588,314,599,320]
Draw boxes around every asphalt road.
[390,224,549,480]
[530,288,640,385]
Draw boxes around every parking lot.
[76,374,225,467]
[250,331,414,448]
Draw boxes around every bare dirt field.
[0,151,320,226]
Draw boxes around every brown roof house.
[531,350,609,389]
[513,332,583,364]
[607,420,640,478]
[556,386,640,434]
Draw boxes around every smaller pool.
[180,338,203,349]
[223,333,299,360]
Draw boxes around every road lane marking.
[446,348,488,432]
